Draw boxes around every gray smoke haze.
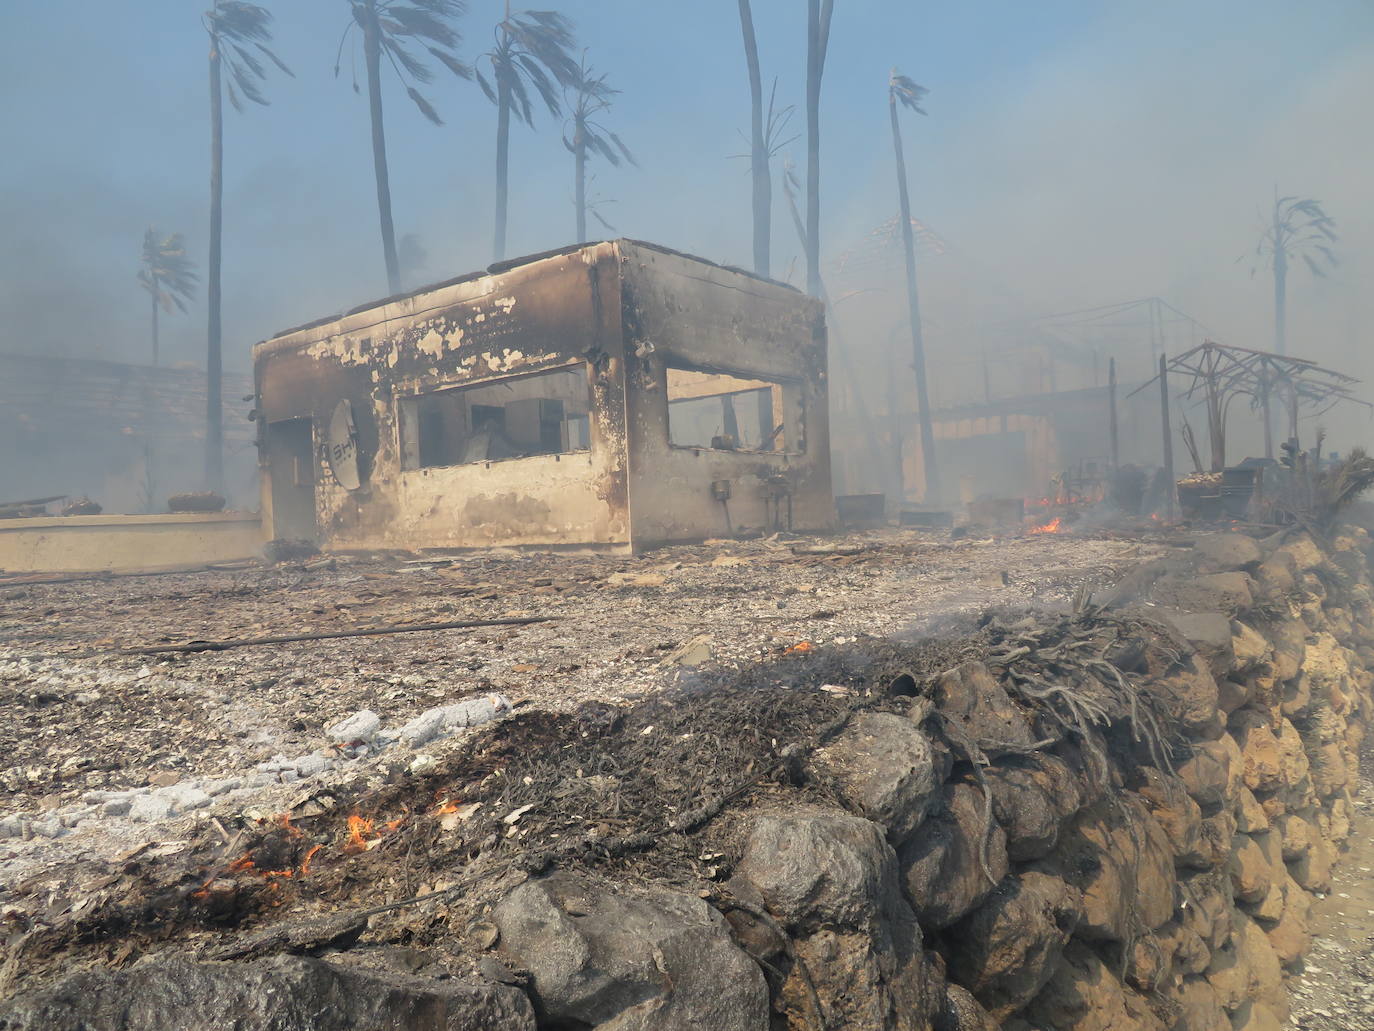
[0,0,1369,469]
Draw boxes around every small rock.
[327,710,381,745]
[661,635,714,668]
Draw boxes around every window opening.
[400,364,591,470]
[666,366,801,453]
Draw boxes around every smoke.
[0,0,1370,502]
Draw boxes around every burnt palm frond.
[477,9,578,125]
[889,70,928,114]
[138,229,199,314]
[1251,193,1340,274]
[1315,448,1374,517]
[564,54,636,168]
[206,2,293,112]
[341,0,470,124]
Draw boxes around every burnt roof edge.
[264,239,805,344]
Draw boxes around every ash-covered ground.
[0,529,1154,880]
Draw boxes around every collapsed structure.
[254,240,833,553]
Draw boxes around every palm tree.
[738,0,768,276]
[735,0,796,282]
[204,1,290,490]
[1253,192,1338,356]
[138,230,199,367]
[804,0,834,296]
[337,0,470,294]
[888,70,940,504]
[564,54,634,244]
[476,6,579,261]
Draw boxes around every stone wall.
[486,526,1374,1030]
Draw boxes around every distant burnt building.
[253,240,834,552]
[0,352,255,512]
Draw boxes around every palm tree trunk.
[206,36,225,491]
[738,0,769,277]
[574,130,587,243]
[804,1,823,296]
[363,13,401,294]
[1273,254,1287,357]
[151,294,160,366]
[890,96,941,505]
[494,77,512,261]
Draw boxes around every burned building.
[253,240,833,552]
[0,351,256,511]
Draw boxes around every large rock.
[1228,833,1272,905]
[1195,809,1239,870]
[1269,619,1307,682]
[734,806,941,1031]
[1230,1001,1284,1031]
[1168,976,1230,1031]
[1161,610,1235,683]
[931,662,1035,749]
[1229,711,1283,794]
[986,753,1083,861]
[1196,532,1263,571]
[899,781,1009,929]
[1180,869,1235,953]
[493,870,766,1031]
[1177,735,1243,812]
[1265,877,1311,969]
[1058,799,1176,941]
[1230,621,1271,675]
[1205,912,1286,1018]
[1135,768,1203,863]
[1288,832,1333,893]
[734,806,893,930]
[946,870,1081,1021]
[935,984,999,1031]
[1146,650,1222,738]
[0,954,534,1030]
[1151,572,1255,616]
[1023,942,1166,1031]
[1275,533,1323,573]
[1254,555,1297,599]
[807,710,940,845]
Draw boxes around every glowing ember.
[299,844,323,875]
[1030,517,1063,535]
[435,799,461,815]
[275,812,303,839]
[226,853,257,873]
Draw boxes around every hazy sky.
[1,0,1370,384]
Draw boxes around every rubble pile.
[0,523,1372,1029]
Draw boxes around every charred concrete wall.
[253,241,832,553]
[254,243,632,551]
[617,243,831,546]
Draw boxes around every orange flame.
[435,799,460,815]
[343,814,377,854]
[784,641,815,654]
[1030,517,1063,535]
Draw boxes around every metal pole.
[1159,354,1175,522]
[1108,357,1119,472]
